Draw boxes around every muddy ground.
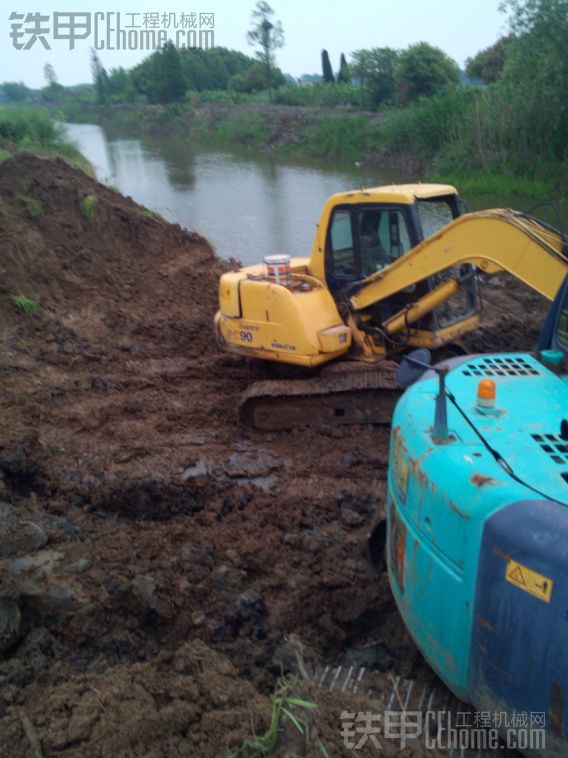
[0,153,549,757]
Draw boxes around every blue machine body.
[386,277,568,755]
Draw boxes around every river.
[63,122,564,266]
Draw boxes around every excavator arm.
[349,210,568,323]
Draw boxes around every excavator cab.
[322,189,478,344]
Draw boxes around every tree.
[503,0,568,57]
[395,42,460,102]
[44,63,58,87]
[321,49,335,83]
[155,41,187,102]
[229,62,285,93]
[42,62,64,103]
[247,1,284,102]
[351,47,400,108]
[498,0,568,159]
[465,35,515,83]
[2,82,31,103]
[337,53,351,84]
[91,49,109,104]
[106,67,137,102]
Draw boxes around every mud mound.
[0,152,221,357]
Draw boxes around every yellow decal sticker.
[505,559,553,603]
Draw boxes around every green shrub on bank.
[378,86,476,157]
[0,106,82,162]
[197,112,272,148]
[274,83,361,108]
[300,115,376,160]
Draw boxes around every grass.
[141,206,161,220]
[429,171,555,199]
[11,295,39,315]
[17,194,42,220]
[0,106,80,158]
[81,194,97,224]
[0,106,92,174]
[197,112,272,150]
[274,82,362,108]
[229,679,318,758]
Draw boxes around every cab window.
[360,209,412,277]
[329,210,356,277]
[417,198,455,238]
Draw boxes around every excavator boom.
[350,209,568,312]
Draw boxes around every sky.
[0,0,509,89]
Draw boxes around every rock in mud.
[0,521,48,559]
[225,590,266,633]
[340,504,364,527]
[5,549,63,576]
[0,597,22,654]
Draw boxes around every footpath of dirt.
[0,153,549,757]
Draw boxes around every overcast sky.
[1,0,509,89]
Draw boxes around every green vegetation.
[229,679,318,758]
[321,49,335,84]
[197,112,273,149]
[274,82,360,107]
[395,42,460,102]
[0,106,84,166]
[465,35,516,83]
[11,295,39,315]
[377,0,568,193]
[337,53,351,84]
[18,195,43,220]
[246,1,285,102]
[351,47,399,109]
[81,195,97,224]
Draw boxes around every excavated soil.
[0,153,549,757]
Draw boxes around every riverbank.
[61,101,418,169]
[58,101,560,199]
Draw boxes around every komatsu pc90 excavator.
[215,184,568,429]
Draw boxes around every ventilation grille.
[531,434,568,466]
[462,356,541,378]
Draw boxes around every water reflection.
[63,122,412,264]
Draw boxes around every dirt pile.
[0,153,551,756]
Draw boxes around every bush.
[273,83,362,108]
[0,106,82,162]
[378,86,476,157]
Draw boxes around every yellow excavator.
[215,184,568,428]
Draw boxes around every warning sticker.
[505,559,553,603]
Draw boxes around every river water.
[63,122,564,266]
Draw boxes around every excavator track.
[312,660,520,756]
[238,362,401,430]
